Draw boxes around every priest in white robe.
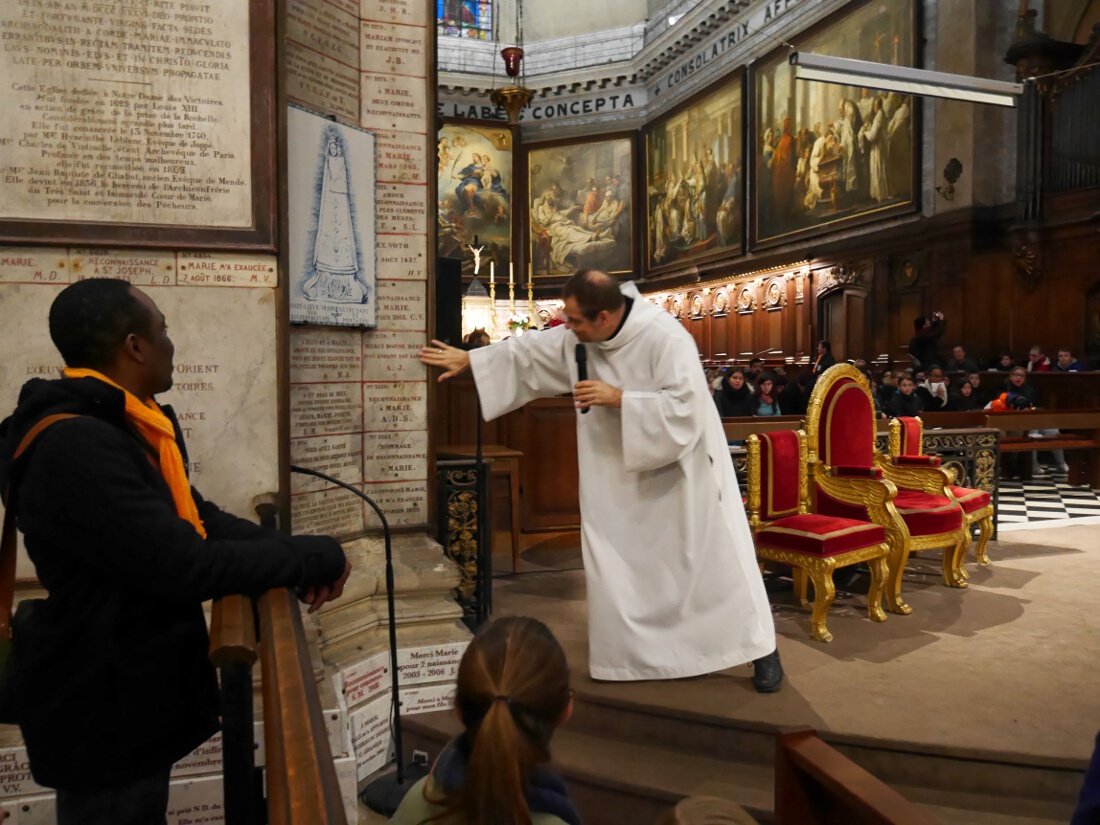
[420,270,782,691]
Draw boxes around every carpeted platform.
[494,523,1099,766]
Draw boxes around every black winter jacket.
[0,377,346,791]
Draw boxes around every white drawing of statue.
[303,136,366,304]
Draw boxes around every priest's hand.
[419,339,470,382]
[574,380,622,410]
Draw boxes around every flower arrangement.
[507,313,531,332]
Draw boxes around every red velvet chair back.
[758,430,802,521]
[898,417,923,456]
[816,377,875,468]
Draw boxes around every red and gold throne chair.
[746,429,890,643]
[888,417,995,572]
[806,365,969,616]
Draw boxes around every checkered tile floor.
[997,466,1100,530]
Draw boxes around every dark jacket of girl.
[713,380,756,417]
[886,390,924,418]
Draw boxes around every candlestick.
[488,279,498,337]
[527,263,534,321]
[508,282,516,316]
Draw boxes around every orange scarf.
[63,368,207,539]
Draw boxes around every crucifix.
[466,235,486,275]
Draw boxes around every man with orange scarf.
[0,279,351,825]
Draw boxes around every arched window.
[437,0,492,40]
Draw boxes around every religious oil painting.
[288,105,376,327]
[437,122,514,277]
[526,134,635,277]
[645,73,743,272]
[752,0,917,247]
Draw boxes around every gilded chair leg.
[975,514,993,565]
[941,539,968,589]
[942,538,967,588]
[793,568,810,608]
[954,529,971,581]
[865,555,888,623]
[808,569,836,643]
[885,542,912,615]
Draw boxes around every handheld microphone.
[575,343,589,414]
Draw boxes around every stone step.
[401,710,1075,824]
[566,687,1084,807]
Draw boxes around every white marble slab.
[289,328,363,384]
[350,692,395,781]
[362,382,427,432]
[362,332,426,381]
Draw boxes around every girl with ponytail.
[390,616,579,825]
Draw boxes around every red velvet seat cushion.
[894,490,963,535]
[757,514,886,557]
[951,485,992,513]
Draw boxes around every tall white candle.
[490,261,495,284]
[509,262,514,285]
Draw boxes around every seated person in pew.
[988,367,1068,475]
[714,367,757,418]
[915,366,950,412]
[390,617,580,825]
[1055,347,1085,372]
[948,375,981,411]
[753,373,782,416]
[886,374,924,418]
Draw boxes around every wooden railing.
[208,505,348,825]
[775,729,941,825]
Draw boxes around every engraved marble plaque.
[362,332,427,381]
[374,131,429,184]
[286,42,360,123]
[288,0,360,66]
[157,288,279,516]
[289,329,362,383]
[363,430,428,483]
[402,683,458,716]
[351,693,395,780]
[375,183,428,235]
[177,252,277,287]
[166,774,225,825]
[362,481,427,528]
[0,2,253,226]
[70,249,175,286]
[0,248,68,284]
[361,0,428,27]
[397,641,467,683]
[290,384,363,438]
[360,73,428,133]
[340,650,391,708]
[291,487,365,537]
[376,238,427,281]
[0,747,45,799]
[10,793,55,825]
[360,23,425,78]
[291,434,363,494]
[362,383,427,432]
[375,280,426,329]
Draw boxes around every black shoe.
[752,650,784,693]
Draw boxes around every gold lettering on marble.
[290,384,363,437]
[289,330,362,383]
[375,184,428,235]
[363,383,427,431]
[373,131,427,184]
[70,249,175,285]
[361,333,426,381]
[178,252,277,287]
[0,1,252,226]
[0,248,67,283]
[375,280,426,329]
[363,430,427,482]
[361,0,427,26]
[360,23,424,78]
[360,73,427,134]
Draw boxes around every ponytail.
[425,617,570,824]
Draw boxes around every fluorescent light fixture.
[790,52,1024,107]
[668,13,683,26]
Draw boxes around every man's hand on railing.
[302,559,352,613]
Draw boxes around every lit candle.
[509,262,514,285]
[489,261,494,284]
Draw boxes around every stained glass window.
[437,0,492,40]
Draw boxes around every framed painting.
[644,71,744,273]
[751,0,919,248]
[525,133,636,278]
[437,121,515,277]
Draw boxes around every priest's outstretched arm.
[419,328,574,421]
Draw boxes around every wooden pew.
[775,729,941,825]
